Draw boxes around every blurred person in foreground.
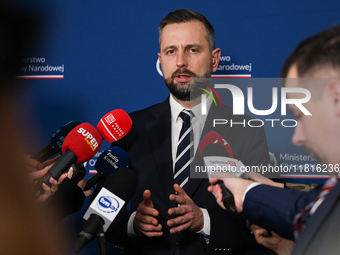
[0,3,66,254]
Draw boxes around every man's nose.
[176,51,188,69]
[292,122,305,147]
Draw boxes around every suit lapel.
[293,182,340,254]
[144,98,175,199]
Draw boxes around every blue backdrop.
[10,1,340,254]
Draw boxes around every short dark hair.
[158,9,215,52]
[281,25,340,77]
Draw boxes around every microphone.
[84,146,131,191]
[97,109,133,143]
[74,167,137,253]
[30,120,81,163]
[199,131,246,213]
[37,123,102,193]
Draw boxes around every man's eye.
[190,48,198,53]
[167,50,175,55]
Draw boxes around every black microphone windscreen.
[103,167,137,202]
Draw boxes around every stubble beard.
[302,145,327,165]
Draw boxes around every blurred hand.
[247,221,294,255]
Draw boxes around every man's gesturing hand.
[167,184,204,234]
[133,190,163,237]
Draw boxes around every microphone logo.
[97,196,120,213]
[77,127,99,151]
[105,113,116,125]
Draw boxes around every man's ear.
[157,53,161,64]
[327,79,340,116]
[212,48,221,72]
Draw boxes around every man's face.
[158,20,220,101]
[286,65,331,165]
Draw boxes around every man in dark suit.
[209,26,340,255]
[105,9,271,254]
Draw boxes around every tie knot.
[179,110,192,123]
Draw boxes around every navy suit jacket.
[105,97,271,255]
[291,181,340,254]
[244,181,340,254]
[244,184,321,240]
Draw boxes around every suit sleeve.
[243,184,321,240]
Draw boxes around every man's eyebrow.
[162,45,176,53]
[162,44,203,53]
[185,44,202,48]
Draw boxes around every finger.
[249,224,262,232]
[57,173,68,184]
[49,177,59,193]
[83,189,93,198]
[77,178,86,189]
[169,193,186,205]
[25,156,44,171]
[209,178,219,185]
[167,215,188,227]
[35,183,52,204]
[41,155,60,168]
[139,215,159,226]
[66,167,74,179]
[173,184,187,197]
[139,204,159,217]
[207,185,214,193]
[169,221,191,234]
[142,190,154,208]
[214,188,226,210]
[139,224,163,237]
[168,205,187,216]
[254,227,270,237]
[28,166,50,181]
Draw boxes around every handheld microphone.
[74,167,137,253]
[97,109,132,143]
[199,131,246,213]
[30,120,81,163]
[84,146,131,191]
[37,123,102,193]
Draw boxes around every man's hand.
[248,172,284,188]
[133,190,163,237]
[167,184,204,234]
[247,221,294,255]
[77,178,93,198]
[207,173,254,213]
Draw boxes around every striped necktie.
[293,175,339,240]
[174,110,194,190]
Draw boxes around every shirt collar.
[169,93,213,126]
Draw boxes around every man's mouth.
[175,74,191,82]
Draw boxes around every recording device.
[30,120,81,163]
[74,167,137,253]
[97,109,133,143]
[199,131,247,213]
[84,146,131,191]
[37,123,102,194]
[71,163,87,184]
